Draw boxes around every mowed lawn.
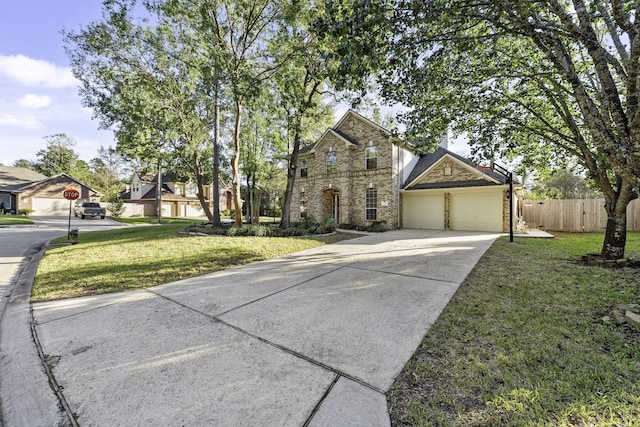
[389,232,640,426]
[32,222,353,301]
[0,215,33,225]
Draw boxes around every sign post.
[63,189,80,240]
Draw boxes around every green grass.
[108,216,203,225]
[0,215,33,225]
[388,232,640,426]
[32,223,357,301]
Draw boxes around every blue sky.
[0,1,114,166]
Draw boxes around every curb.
[0,242,76,427]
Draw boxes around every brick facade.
[414,159,486,184]
[292,111,413,228]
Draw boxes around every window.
[299,191,308,218]
[300,159,308,178]
[365,146,378,170]
[365,187,377,220]
[326,151,337,173]
[186,183,197,196]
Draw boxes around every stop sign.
[63,189,80,200]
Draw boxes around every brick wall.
[293,112,405,228]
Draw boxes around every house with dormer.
[121,171,233,218]
[291,110,522,232]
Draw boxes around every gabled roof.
[335,109,393,136]
[297,110,392,157]
[403,147,513,189]
[0,167,101,196]
[0,166,48,191]
[21,173,101,196]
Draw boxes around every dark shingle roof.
[403,147,513,189]
[0,166,48,191]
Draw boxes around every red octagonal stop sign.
[63,189,80,200]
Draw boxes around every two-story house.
[292,110,523,232]
[121,172,233,218]
[293,110,415,228]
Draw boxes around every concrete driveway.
[26,229,498,426]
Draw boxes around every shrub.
[307,213,336,234]
[106,196,125,218]
[227,225,272,237]
[19,208,35,216]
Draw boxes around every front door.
[332,193,340,223]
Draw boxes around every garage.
[402,192,444,229]
[402,187,505,232]
[451,189,503,232]
[31,197,72,216]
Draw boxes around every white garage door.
[31,198,71,216]
[403,193,444,229]
[451,190,503,232]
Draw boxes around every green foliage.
[18,208,35,216]
[306,213,336,234]
[105,195,125,218]
[0,215,33,225]
[32,134,83,177]
[527,169,602,200]
[33,223,332,301]
[338,221,388,232]
[319,0,639,258]
[388,233,640,425]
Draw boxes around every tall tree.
[272,0,336,229]
[157,0,308,227]
[321,0,640,259]
[65,1,218,221]
[33,133,81,177]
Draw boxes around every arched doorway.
[323,188,340,224]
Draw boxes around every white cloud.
[17,94,51,108]
[0,54,77,88]
[0,114,42,130]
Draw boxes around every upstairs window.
[186,183,197,196]
[365,146,378,170]
[365,187,377,220]
[326,151,337,173]
[300,159,308,178]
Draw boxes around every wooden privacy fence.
[522,199,640,232]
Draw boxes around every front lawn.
[0,215,33,225]
[32,223,356,301]
[388,232,640,426]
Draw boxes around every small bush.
[307,213,336,234]
[19,208,35,216]
[338,221,388,232]
[106,197,125,218]
[227,225,272,237]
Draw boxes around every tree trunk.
[231,100,243,227]
[279,117,303,229]
[156,160,162,223]
[211,85,222,226]
[601,179,634,259]
[279,74,321,230]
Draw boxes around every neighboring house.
[120,171,234,218]
[0,166,101,216]
[291,110,523,233]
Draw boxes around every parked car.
[74,202,106,219]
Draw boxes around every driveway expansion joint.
[146,287,387,396]
[302,374,340,427]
